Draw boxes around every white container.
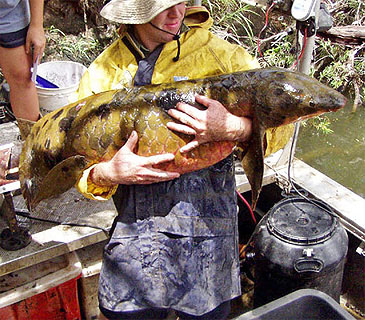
[77,241,106,320]
[36,61,87,114]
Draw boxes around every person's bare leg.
[0,45,40,121]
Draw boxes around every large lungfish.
[19,68,346,210]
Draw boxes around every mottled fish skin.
[19,68,346,210]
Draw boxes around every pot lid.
[267,197,337,245]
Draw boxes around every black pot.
[251,197,348,308]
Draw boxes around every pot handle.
[294,257,324,273]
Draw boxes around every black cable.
[15,209,109,234]
[149,21,183,61]
[286,123,337,218]
[172,34,181,62]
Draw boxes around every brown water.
[296,102,365,198]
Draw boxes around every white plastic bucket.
[36,61,87,114]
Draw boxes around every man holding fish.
[73,1,293,319]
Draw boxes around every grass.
[202,0,258,47]
[44,26,106,67]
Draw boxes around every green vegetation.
[330,0,363,26]
[301,115,334,134]
[44,26,105,66]
[201,0,258,46]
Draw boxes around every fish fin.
[29,155,90,209]
[17,117,37,140]
[241,123,265,211]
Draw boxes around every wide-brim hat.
[101,0,186,24]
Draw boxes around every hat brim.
[101,0,186,24]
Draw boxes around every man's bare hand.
[167,95,252,153]
[90,131,180,186]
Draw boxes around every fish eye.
[274,88,284,96]
[309,101,315,107]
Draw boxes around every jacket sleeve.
[76,164,118,200]
[264,125,295,156]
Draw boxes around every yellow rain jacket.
[75,6,293,200]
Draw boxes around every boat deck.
[0,120,363,319]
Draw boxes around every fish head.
[254,69,347,127]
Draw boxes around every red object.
[236,190,257,224]
[0,275,81,320]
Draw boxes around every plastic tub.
[236,289,355,320]
[0,252,82,320]
[36,61,86,114]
